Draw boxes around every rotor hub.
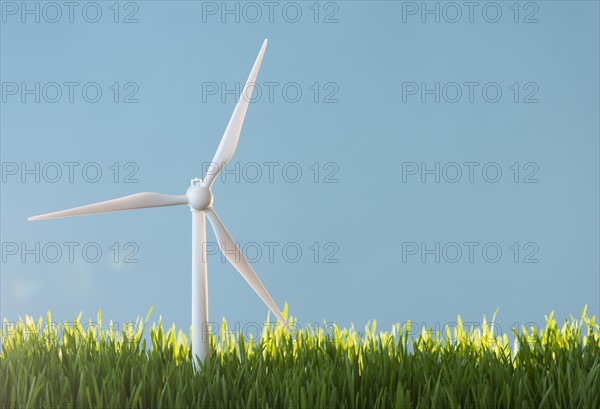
[187,178,213,211]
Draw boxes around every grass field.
[1,306,599,409]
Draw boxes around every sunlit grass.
[1,306,599,408]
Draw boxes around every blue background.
[1,1,598,337]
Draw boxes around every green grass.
[1,306,599,409]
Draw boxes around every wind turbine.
[28,39,291,364]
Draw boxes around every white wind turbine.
[29,39,291,364]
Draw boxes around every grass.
[1,306,599,409]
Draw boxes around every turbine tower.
[29,39,291,364]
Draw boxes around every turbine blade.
[29,192,188,221]
[206,208,291,332]
[204,39,268,187]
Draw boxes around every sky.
[1,1,599,339]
